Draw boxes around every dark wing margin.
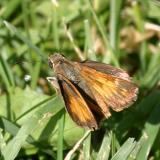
[81,60,131,81]
[57,74,98,130]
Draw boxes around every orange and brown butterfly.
[47,53,138,130]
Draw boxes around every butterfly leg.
[47,77,59,93]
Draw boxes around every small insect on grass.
[47,53,138,130]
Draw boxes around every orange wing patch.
[80,66,138,117]
[58,75,98,130]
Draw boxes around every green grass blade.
[1,0,21,19]
[127,139,143,160]
[3,21,46,61]
[21,0,30,38]
[83,130,91,160]
[86,0,119,66]
[2,116,40,160]
[2,96,63,160]
[141,64,160,89]
[111,138,137,160]
[0,58,11,91]
[116,90,160,136]
[0,128,6,156]
[57,113,65,160]
[109,0,123,52]
[136,102,160,160]
[97,131,112,160]
[0,117,20,137]
[111,132,117,156]
[132,2,146,73]
[15,96,54,122]
[0,55,15,88]
[84,19,97,60]
[52,6,60,50]
[142,52,160,87]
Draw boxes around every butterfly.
[47,53,138,130]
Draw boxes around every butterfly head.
[48,53,65,69]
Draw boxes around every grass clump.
[0,0,160,159]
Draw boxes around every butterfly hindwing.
[57,74,98,130]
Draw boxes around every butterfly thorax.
[48,54,80,83]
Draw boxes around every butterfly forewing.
[81,60,131,81]
[77,62,138,115]
[57,74,98,130]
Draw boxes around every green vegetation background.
[0,0,160,160]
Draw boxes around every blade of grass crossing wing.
[97,131,112,160]
[136,102,160,160]
[111,138,137,160]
